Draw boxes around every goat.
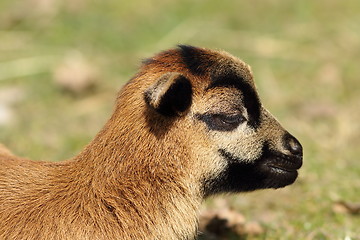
[0,45,303,240]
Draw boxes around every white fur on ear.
[144,72,192,116]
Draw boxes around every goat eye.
[196,113,246,132]
[215,114,244,124]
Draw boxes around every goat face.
[143,46,302,197]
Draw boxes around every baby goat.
[0,46,302,240]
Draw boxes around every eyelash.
[196,113,246,131]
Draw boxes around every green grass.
[1,0,360,239]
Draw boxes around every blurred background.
[0,0,359,239]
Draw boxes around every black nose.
[283,133,303,157]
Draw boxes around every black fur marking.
[144,107,176,139]
[202,144,300,196]
[195,113,246,132]
[178,45,215,76]
[144,75,192,117]
[208,72,261,129]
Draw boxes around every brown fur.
[0,46,302,239]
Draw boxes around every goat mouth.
[265,155,302,174]
[202,148,303,195]
[267,163,297,173]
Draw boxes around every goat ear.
[144,72,192,117]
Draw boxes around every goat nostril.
[284,134,303,156]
